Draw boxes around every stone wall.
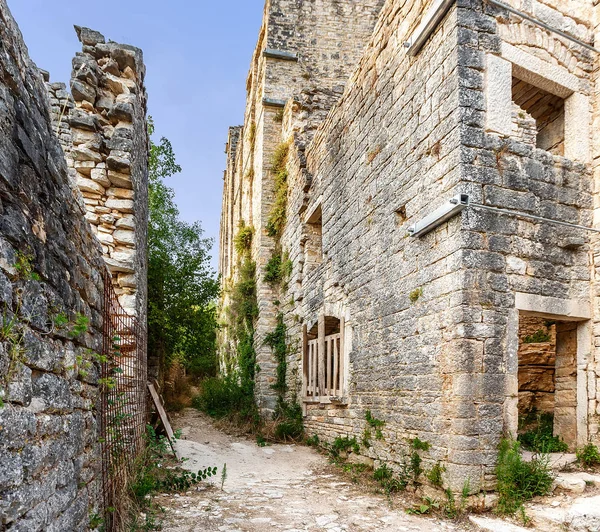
[0,2,108,528]
[219,0,386,413]
[282,0,466,487]
[220,0,600,492]
[518,316,556,415]
[49,26,149,325]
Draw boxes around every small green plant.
[523,329,551,343]
[409,287,423,303]
[365,410,385,440]
[305,434,320,447]
[264,253,283,285]
[88,512,104,529]
[362,428,372,448]
[576,443,600,467]
[406,497,440,515]
[518,413,568,453]
[220,463,227,491]
[69,313,90,338]
[256,434,267,447]
[410,451,423,481]
[273,108,284,123]
[427,461,446,487]
[495,438,553,517]
[410,437,431,451]
[14,252,40,281]
[373,463,409,493]
[265,141,290,238]
[330,436,360,458]
[273,399,304,441]
[53,312,69,329]
[234,222,254,255]
[98,377,116,391]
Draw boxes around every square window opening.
[511,76,565,156]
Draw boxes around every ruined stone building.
[220,0,600,491]
[0,0,148,528]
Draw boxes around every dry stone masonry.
[0,2,148,529]
[49,26,149,324]
[220,0,600,493]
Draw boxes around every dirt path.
[154,408,471,532]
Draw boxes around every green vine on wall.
[266,141,291,239]
[262,140,303,440]
[221,222,260,420]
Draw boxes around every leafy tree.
[147,117,219,379]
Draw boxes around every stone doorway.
[517,314,579,450]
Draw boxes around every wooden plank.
[333,336,339,396]
[302,324,308,399]
[326,336,332,394]
[339,317,345,396]
[148,383,180,459]
[318,315,325,397]
[308,341,313,395]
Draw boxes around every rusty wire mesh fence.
[100,268,147,530]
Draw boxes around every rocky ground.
[154,409,600,532]
[154,408,470,531]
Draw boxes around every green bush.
[264,253,283,286]
[374,463,409,493]
[274,400,303,441]
[518,413,568,453]
[234,222,254,255]
[576,443,600,467]
[496,438,553,515]
[193,376,250,419]
[330,436,360,458]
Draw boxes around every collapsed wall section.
[0,2,107,528]
[48,26,149,328]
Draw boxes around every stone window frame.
[303,199,324,269]
[485,42,590,164]
[504,292,591,448]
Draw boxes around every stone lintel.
[263,97,287,108]
[263,48,299,61]
[515,292,591,321]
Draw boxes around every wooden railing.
[303,317,345,400]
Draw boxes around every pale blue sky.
[9,0,264,271]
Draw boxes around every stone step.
[553,472,600,494]
[469,515,530,532]
[521,451,577,470]
[528,494,600,532]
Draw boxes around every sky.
[9,0,264,271]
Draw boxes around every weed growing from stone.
[518,413,568,453]
[365,410,385,440]
[266,141,291,238]
[409,287,423,303]
[305,434,320,447]
[523,329,551,343]
[576,443,600,467]
[329,435,360,459]
[495,438,553,518]
[427,461,446,487]
[233,221,254,255]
